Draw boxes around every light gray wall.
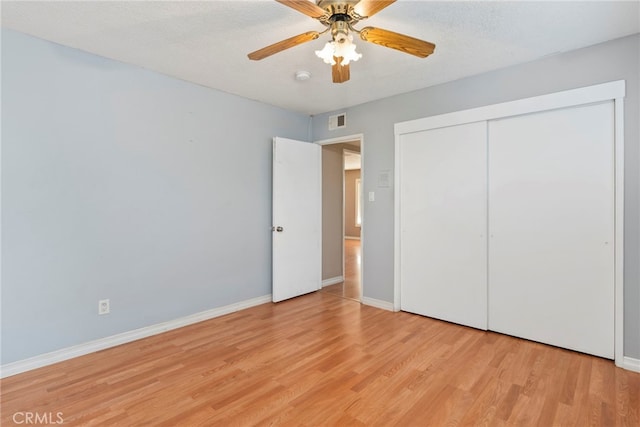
[1,29,310,364]
[3,28,639,365]
[311,34,640,359]
[322,145,343,280]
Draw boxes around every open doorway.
[318,136,363,302]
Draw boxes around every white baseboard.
[344,236,361,240]
[322,276,344,287]
[6,292,635,377]
[621,356,640,373]
[361,297,394,311]
[0,294,272,379]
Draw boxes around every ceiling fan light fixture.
[315,41,337,65]
[335,34,362,65]
[315,34,362,66]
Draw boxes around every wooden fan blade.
[275,0,327,19]
[248,31,320,60]
[354,0,396,18]
[332,56,350,83]
[360,26,435,58]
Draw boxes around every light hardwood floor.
[1,291,638,426]
[321,239,361,301]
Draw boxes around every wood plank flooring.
[1,292,638,426]
[321,239,361,301]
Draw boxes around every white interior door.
[272,137,321,302]
[399,122,488,329]
[488,102,615,358]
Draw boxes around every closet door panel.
[488,101,614,358]
[400,122,487,330]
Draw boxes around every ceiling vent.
[329,113,346,130]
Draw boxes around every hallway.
[320,239,361,301]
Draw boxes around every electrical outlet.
[98,299,110,315]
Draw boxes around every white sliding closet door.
[488,102,615,358]
[400,122,487,329]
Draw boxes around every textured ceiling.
[2,1,639,115]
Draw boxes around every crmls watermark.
[12,412,64,425]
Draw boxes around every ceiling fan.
[248,0,436,83]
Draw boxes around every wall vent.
[328,113,346,130]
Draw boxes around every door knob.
[272,226,284,232]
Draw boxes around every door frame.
[343,147,362,243]
[316,134,365,302]
[394,80,625,367]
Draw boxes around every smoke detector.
[295,70,312,81]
